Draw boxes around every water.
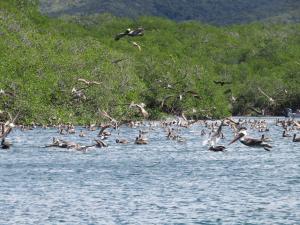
[0,118,300,224]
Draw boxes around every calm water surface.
[0,118,300,224]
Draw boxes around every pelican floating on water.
[293,134,300,142]
[229,128,272,151]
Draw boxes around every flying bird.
[129,102,149,118]
[257,87,275,104]
[77,78,102,86]
[114,28,144,41]
[132,41,141,51]
[229,128,272,151]
[213,80,232,86]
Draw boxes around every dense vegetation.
[0,0,300,124]
[40,0,300,25]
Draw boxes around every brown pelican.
[77,78,101,86]
[282,130,291,137]
[79,130,86,137]
[132,41,141,51]
[208,145,226,152]
[135,137,148,145]
[1,138,12,149]
[229,128,272,151]
[116,138,129,144]
[207,121,224,146]
[213,80,232,86]
[94,139,108,148]
[293,134,300,142]
[98,124,111,138]
[100,111,118,128]
[257,87,275,104]
[71,87,86,101]
[114,28,144,41]
[129,102,149,118]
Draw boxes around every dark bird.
[114,28,144,41]
[293,134,300,142]
[116,138,129,144]
[1,138,12,149]
[213,80,232,86]
[282,130,291,137]
[229,128,272,151]
[208,145,226,152]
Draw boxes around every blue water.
[0,118,300,224]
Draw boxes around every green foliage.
[0,2,300,124]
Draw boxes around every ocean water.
[0,118,299,224]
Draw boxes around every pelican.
[1,138,12,149]
[293,134,300,142]
[282,130,291,137]
[116,138,129,144]
[213,80,232,86]
[135,137,148,145]
[257,87,275,104]
[132,41,141,51]
[77,78,101,86]
[229,128,272,151]
[207,121,224,146]
[79,130,86,137]
[114,28,144,41]
[208,145,226,152]
[129,102,149,118]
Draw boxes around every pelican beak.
[229,133,243,145]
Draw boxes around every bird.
[213,80,232,86]
[132,41,141,51]
[282,130,291,137]
[79,130,86,137]
[293,134,300,142]
[208,145,226,152]
[206,121,224,147]
[257,87,275,104]
[116,138,129,144]
[77,78,101,86]
[114,28,144,41]
[229,128,272,151]
[94,139,108,148]
[129,102,149,118]
[1,138,12,149]
[71,87,86,101]
[134,137,148,145]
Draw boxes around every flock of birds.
[1,27,299,152]
[1,108,300,152]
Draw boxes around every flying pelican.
[129,102,149,118]
[258,87,275,104]
[71,87,86,101]
[132,41,141,51]
[229,128,272,151]
[213,80,232,86]
[206,121,224,146]
[77,78,102,86]
[293,134,300,142]
[114,28,144,41]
